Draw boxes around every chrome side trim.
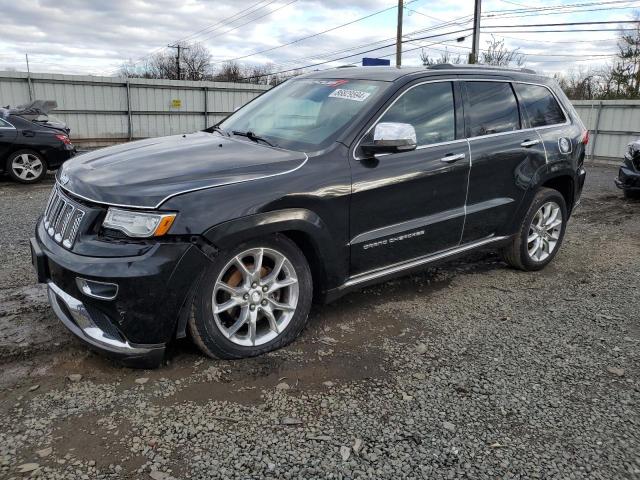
[344,235,508,288]
[58,152,309,210]
[350,206,466,245]
[465,197,514,215]
[47,281,163,355]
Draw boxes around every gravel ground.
[0,164,638,479]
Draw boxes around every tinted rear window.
[465,82,520,137]
[514,83,566,127]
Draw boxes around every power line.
[211,0,422,66]
[188,0,299,44]
[486,0,638,14]
[239,27,475,80]
[123,1,274,68]
[177,1,277,44]
[109,0,294,73]
[483,4,640,19]
[242,18,639,80]
[484,20,640,28]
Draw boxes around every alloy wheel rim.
[12,154,43,180]
[527,201,563,262]
[212,247,299,347]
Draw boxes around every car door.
[349,80,470,275]
[512,81,576,165]
[0,117,18,161]
[461,80,547,243]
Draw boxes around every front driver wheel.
[189,235,313,359]
[503,187,568,271]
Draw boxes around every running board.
[343,236,508,288]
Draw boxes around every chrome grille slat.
[54,204,74,242]
[42,186,87,249]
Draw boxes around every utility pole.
[396,0,403,67]
[469,0,482,64]
[167,44,189,80]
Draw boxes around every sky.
[0,0,637,78]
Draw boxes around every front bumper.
[615,164,640,191]
[31,219,211,367]
[47,280,165,367]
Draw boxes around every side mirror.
[360,122,417,156]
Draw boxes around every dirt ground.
[0,163,638,479]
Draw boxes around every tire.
[623,189,640,200]
[502,187,568,271]
[188,234,313,359]
[6,150,48,184]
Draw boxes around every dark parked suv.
[31,65,587,367]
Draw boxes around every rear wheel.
[6,150,47,184]
[189,235,313,359]
[503,187,568,271]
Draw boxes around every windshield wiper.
[232,130,276,147]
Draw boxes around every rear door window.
[374,81,456,146]
[465,82,520,137]
[514,83,566,127]
[0,118,14,128]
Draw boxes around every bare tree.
[118,42,212,80]
[213,61,243,82]
[181,43,212,81]
[554,69,601,100]
[481,35,524,67]
[419,48,462,66]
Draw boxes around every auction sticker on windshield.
[328,89,371,102]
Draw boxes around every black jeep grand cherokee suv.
[31,65,587,367]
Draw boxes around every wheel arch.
[506,168,576,238]
[203,208,346,299]
[540,174,575,213]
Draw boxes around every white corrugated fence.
[1,71,638,159]
[0,71,270,147]
[572,100,640,161]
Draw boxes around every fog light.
[76,278,119,300]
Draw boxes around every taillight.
[54,133,71,145]
[581,130,589,145]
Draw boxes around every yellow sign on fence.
[171,99,182,108]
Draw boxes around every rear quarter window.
[0,118,14,128]
[514,83,566,127]
[465,82,520,137]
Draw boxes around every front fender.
[203,208,347,294]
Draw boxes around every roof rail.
[427,63,537,74]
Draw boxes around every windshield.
[218,78,386,151]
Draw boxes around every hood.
[60,132,307,208]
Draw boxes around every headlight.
[103,208,176,238]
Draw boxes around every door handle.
[521,139,541,147]
[440,153,465,163]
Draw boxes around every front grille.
[43,187,87,249]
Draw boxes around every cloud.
[0,0,632,77]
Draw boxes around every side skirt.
[323,235,510,303]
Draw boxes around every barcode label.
[328,89,371,102]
